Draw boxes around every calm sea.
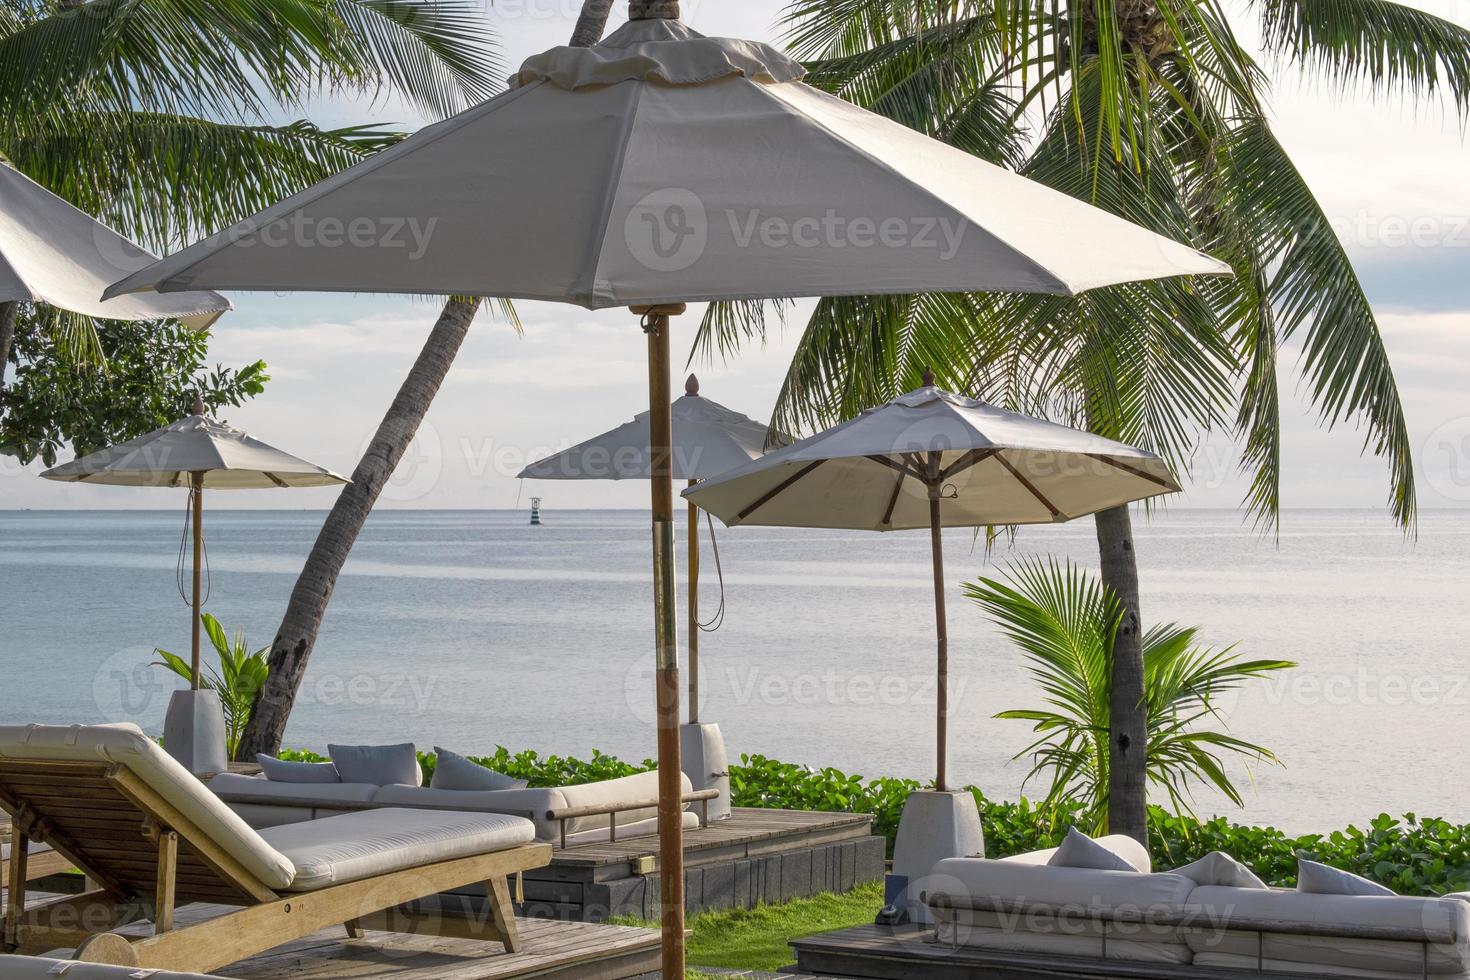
[1,508,1465,834]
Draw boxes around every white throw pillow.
[431,746,529,791]
[1297,859,1395,897]
[327,742,421,786]
[1171,851,1267,889]
[256,754,341,783]
[1047,827,1138,873]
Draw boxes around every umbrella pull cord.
[696,511,726,633]
[175,488,211,608]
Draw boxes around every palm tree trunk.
[1096,504,1147,843]
[238,297,480,758]
[237,0,619,758]
[0,301,18,384]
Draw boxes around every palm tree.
[697,0,1467,840]
[966,557,1294,833]
[238,0,619,759]
[0,0,505,364]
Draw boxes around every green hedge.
[278,747,1470,896]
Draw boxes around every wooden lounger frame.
[0,758,550,975]
[2,839,71,884]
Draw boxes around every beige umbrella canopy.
[0,163,229,329]
[104,5,1227,971]
[42,404,347,684]
[687,374,1180,790]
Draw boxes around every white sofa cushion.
[1298,858,1395,897]
[370,784,567,840]
[0,723,295,890]
[1049,828,1148,873]
[1172,851,1267,889]
[259,807,535,892]
[929,857,1195,915]
[1184,885,1470,975]
[328,742,421,786]
[257,755,341,783]
[557,769,692,835]
[431,747,528,791]
[211,771,380,805]
[1002,835,1151,872]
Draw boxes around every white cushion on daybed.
[371,784,567,838]
[211,771,380,804]
[998,834,1152,872]
[1185,886,1470,976]
[0,723,297,890]
[260,807,535,892]
[932,857,1193,912]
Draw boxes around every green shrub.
[273,745,1470,896]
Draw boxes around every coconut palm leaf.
[967,557,1294,832]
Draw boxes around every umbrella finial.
[192,393,206,417]
[685,373,700,396]
[921,366,936,387]
[629,0,679,19]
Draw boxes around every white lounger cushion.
[0,956,231,979]
[0,723,296,890]
[260,807,535,892]
[1185,886,1470,975]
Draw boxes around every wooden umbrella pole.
[688,482,699,724]
[190,472,204,690]
[635,302,686,980]
[928,483,948,792]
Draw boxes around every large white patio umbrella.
[686,373,1179,920]
[519,374,775,819]
[105,4,1228,969]
[0,163,229,328]
[41,402,346,772]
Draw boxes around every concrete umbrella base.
[163,688,229,776]
[891,789,985,924]
[680,721,731,821]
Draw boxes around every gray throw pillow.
[1172,851,1267,889]
[431,746,528,791]
[1047,827,1136,873]
[1297,859,1395,897]
[327,742,421,786]
[256,755,341,783]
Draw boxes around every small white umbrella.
[0,164,229,328]
[42,401,347,687]
[687,373,1180,790]
[519,374,775,722]
[104,5,1228,969]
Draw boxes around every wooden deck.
[4,888,662,980]
[790,924,1336,980]
[509,807,885,920]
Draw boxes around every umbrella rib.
[994,451,1062,520]
[880,465,907,527]
[1085,453,1177,490]
[865,453,926,482]
[736,459,826,520]
[940,447,997,482]
[263,472,289,488]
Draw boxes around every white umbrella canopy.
[104,6,1228,972]
[687,383,1179,530]
[0,164,229,329]
[105,18,1228,308]
[42,408,347,686]
[518,375,772,482]
[40,413,348,488]
[686,376,1180,791]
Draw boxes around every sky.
[3,0,1469,513]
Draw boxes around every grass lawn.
[620,880,883,975]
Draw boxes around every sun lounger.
[0,724,550,974]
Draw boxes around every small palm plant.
[155,615,269,759]
[966,558,1294,834]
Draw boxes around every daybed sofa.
[0,724,550,974]
[209,762,708,847]
[924,833,1470,979]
